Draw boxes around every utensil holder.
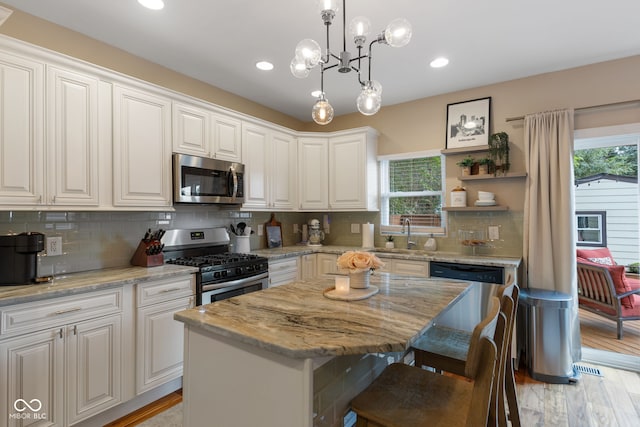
[130,239,164,267]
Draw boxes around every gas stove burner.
[166,253,265,268]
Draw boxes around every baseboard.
[74,378,183,427]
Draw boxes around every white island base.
[182,327,391,427]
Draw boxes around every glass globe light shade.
[349,16,372,46]
[290,58,310,78]
[316,0,339,14]
[368,79,382,95]
[357,88,382,116]
[384,18,412,47]
[312,97,334,125]
[295,39,322,68]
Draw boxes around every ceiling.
[2,0,640,122]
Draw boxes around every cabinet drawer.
[1,287,123,337]
[136,275,195,307]
[269,258,298,272]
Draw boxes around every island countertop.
[174,273,471,359]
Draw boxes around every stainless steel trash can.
[519,288,580,384]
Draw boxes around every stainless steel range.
[162,228,268,305]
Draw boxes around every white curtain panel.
[523,109,581,361]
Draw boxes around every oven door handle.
[201,272,268,292]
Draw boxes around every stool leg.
[505,357,521,427]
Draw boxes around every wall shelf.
[458,172,527,181]
[441,145,489,156]
[443,206,509,212]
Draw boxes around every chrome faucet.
[402,218,416,249]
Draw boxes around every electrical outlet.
[47,236,63,256]
[488,226,500,240]
[293,224,299,233]
[257,224,264,236]
[351,224,360,233]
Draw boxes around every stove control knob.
[236,267,243,275]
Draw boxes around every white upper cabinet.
[113,84,172,207]
[172,100,242,162]
[46,65,100,206]
[299,128,378,211]
[298,136,329,210]
[0,51,44,206]
[172,101,210,156]
[211,112,242,162]
[329,129,378,211]
[242,122,297,210]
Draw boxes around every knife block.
[130,240,164,267]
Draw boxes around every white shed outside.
[575,174,639,266]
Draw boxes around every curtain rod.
[504,99,640,122]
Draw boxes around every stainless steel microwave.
[173,153,244,205]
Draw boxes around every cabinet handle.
[73,325,77,335]
[58,328,63,339]
[54,307,82,315]
[160,288,182,293]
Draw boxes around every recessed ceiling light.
[311,90,322,98]
[138,0,165,11]
[430,57,449,68]
[256,61,274,71]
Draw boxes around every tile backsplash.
[0,208,523,277]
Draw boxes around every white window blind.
[379,150,445,235]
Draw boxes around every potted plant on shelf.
[489,132,510,176]
[477,157,493,175]
[385,235,395,249]
[456,156,475,176]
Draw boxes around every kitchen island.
[174,273,474,427]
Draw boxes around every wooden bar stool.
[412,281,520,427]
[350,297,502,427]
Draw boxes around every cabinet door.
[300,254,317,280]
[47,66,100,206]
[270,131,297,210]
[0,329,64,427]
[298,137,328,210]
[136,297,193,394]
[316,253,339,277]
[172,101,210,156]
[212,113,242,162]
[329,133,366,209]
[113,84,172,207]
[241,123,269,208]
[0,51,45,206]
[66,314,122,425]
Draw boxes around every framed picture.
[445,97,491,149]
[266,225,282,248]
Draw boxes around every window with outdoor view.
[576,211,607,247]
[379,150,445,235]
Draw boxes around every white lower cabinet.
[377,258,429,277]
[316,253,339,277]
[268,258,299,287]
[300,254,317,280]
[135,276,195,394]
[0,287,125,427]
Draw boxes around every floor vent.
[574,364,603,377]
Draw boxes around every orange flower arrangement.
[336,251,384,273]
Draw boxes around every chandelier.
[290,0,412,125]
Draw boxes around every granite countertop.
[0,264,198,306]
[254,245,522,268]
[174,273,471,359]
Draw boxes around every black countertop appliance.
[0,232,45,285]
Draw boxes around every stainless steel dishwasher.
[429,261,504,284]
